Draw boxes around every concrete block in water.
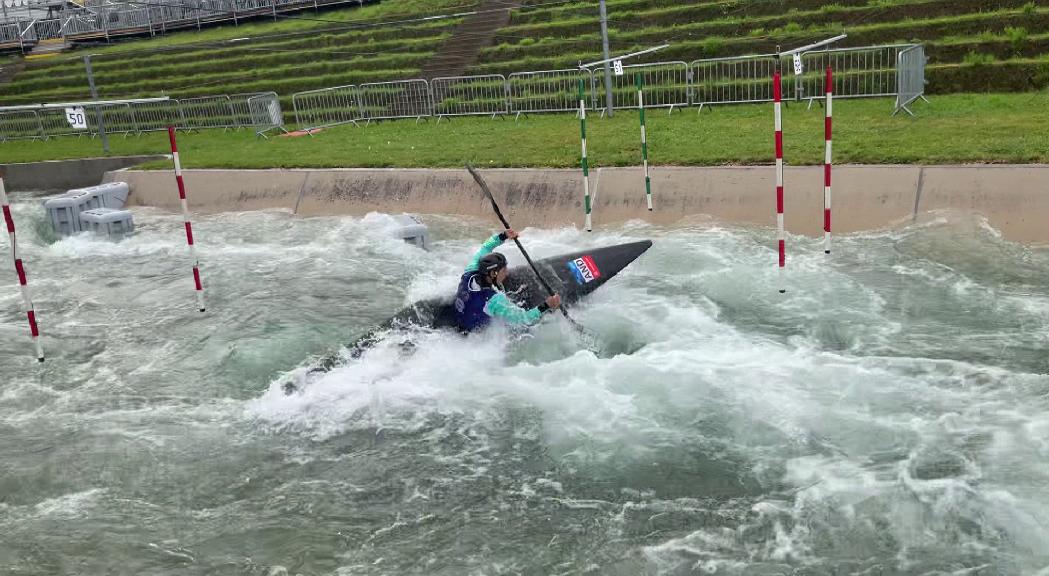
[79,208,134,238]
[44,181,130,236]
[391,214,429,250]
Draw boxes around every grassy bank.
[1,93,1046,169]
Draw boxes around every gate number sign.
[613,59,624,76]
[792,53,804,76]
[64,107,88,129]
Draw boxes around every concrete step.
[26,38,71,59]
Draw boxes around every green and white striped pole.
[578,78,592,231]
[636,72,653,211]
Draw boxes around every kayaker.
[454,229,560,332]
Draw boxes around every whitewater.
[2,195,1048,575]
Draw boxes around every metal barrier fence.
[792,44,909,102]
[0,111,43,141]
[0,43,926,142]
[595,61,690,113]
[691,54,779,108]
[358,79,432,122]
[894,44,927,116]
[247,91,286,137]
[39,108,85,138]
[130,99,183,133]
[292,84,362,132]
[178,95,238,130]
[89,103,139,136]
[507,68,594,118]
[431,75,508,120]
[0,92,272,140]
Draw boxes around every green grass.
[1,93,1046,168]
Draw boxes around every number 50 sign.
[64,107,88,130]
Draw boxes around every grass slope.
[3,0,1048,106]
[2,93,1045,167]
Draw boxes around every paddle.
[465,164,593,338]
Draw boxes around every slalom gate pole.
[578,79,592,232]
[824,66,833,255]
[636,72,653,211]
[167,126,206,312]
[773,66,786,293]
[0,173,44,361]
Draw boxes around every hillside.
[0,0,1046,109]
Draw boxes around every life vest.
[454,271,497,332]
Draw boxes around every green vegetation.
[0,1,471,105]
[2,93,1047,167]
[2,0,1049,107]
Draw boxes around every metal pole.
[636,72,652,211]
[83,55,109,154]
[773,50,785,293]
[0,171,45,362]
[598,0,613,118]
[823,66,833,254]
[167,127,206,312]
[578,79,592,231]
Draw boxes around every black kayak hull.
[394,239,654,330]
[294,240,653,383]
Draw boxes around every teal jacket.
[459,234,542,327]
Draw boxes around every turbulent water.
[1,194,1048,575]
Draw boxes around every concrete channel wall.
[104,165,1049,243]
[2,156,166,192]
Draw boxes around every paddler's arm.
[465,232,509,273]
[484,293,561,326]
[483,293,543,326]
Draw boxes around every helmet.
[478,252,508,275]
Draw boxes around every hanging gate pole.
[578,79,592,232]
[773,61,786,293]
[0,174,44,361]
[636,72,653,211]
[167,127,206,312]
[824,66,833,254]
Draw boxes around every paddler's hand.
[545,294,561,310]
[504,229,519,240]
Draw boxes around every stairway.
[419,0,522,80]
[26,37,70,60]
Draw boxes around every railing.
[0,92,278,140]
[507,68,593,118]
[0,0,374,44]
[0,111,44,141]
[292,84,362,132]
[358,79,432,122]
[792,44,911,102]
[596,61,690,113]
[894,45,927,116]
[0,43,925,142]
[691,54,780,108]
[430,74,508,120]
[246,91,285,137]
[0,22,20,44]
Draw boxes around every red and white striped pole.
[0,174,44,361]
[773,68,786,293]
[167,126,206,312]
[823,66,833,255]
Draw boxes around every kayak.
[283,240,653,393]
